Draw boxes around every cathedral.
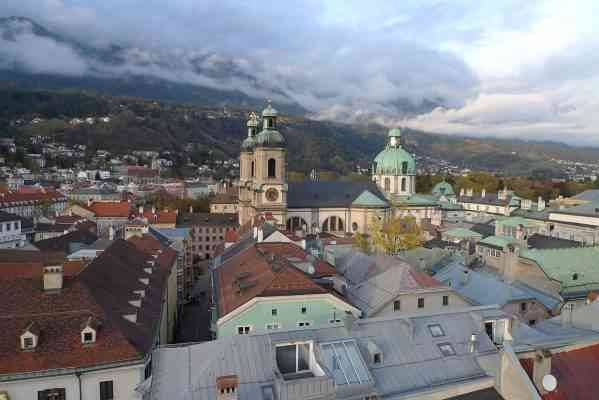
[237,102,443,235]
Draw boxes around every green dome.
[262,103,278,117]
[373,146,416,175]
[254,129,285,148]
[241,136,256,151]
[388,128,402,138]
[432,181,455,196]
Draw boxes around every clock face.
[266,188,279,202]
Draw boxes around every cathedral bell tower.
[249,102,288,227]
[238,112,258,226]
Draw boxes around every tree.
[353,232,372,254]
[368,214,424,255]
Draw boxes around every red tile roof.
[520,342,599,400]
[127,166,158,177]
[132,209,177,225]
[0,238,175,376]
[255,242,337,277]
[88,201,130,218]
[0,189,66,206]
[216,243,330,316]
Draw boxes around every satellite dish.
[542,374,557,392]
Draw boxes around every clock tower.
[250,102,288,226]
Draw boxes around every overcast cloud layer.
[1,0,598,145]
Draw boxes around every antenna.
[542,374,557,392]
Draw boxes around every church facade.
[237,103,443,236]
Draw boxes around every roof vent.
[123,313,137,323]
[139,278,150,285]
[216,375,239,400]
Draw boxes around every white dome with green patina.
[432,181,455,196]
[254,129,285,147]
[261,103,278,117]
[372,128,416,175]
[241,135,256,151]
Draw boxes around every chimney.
[468,333,478,353]
[139,205,144,215]
[189,205,194,214]
[561,303,574,327]
[87,198,92,207]
[344,311,356,333]
[216,375,239,400]
[43,265,63,292]
[538,196,546,211]
[532,349,553,394]
[460,188,465,197]
[109,225,115,240]
[152,206,156,215]
[481,188,486,198]
[257,227,264,243]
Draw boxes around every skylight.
[428,324,445,337]
[320,340,371,386]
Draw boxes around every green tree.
[353,232,372,254]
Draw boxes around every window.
[319,340,371,385]
[272,308,278,316]
[442,295,449,306]
[237,326,251,335]
[520,302,527,312]
[300,305,307,314]
[297,321,311,327]
[437,343,456,357]
[393,300,401,311]
[266,323,280,330]
[401,177,406,192]
[276,343,311,375]
[38,388,66,400]
[384,178,391,192]
[373,353,382,364]
[6,223,10,232]
[251,161,255,177]
[352,222,358,232]
[402,161,408,174]
[417,297,424,308]
[529,319,537,326]
[23,336,34,349]
[82,331,94,344]
[268,158,276,178]
[428,324,445,337]
[100,381,114,400]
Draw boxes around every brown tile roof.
[34,230,98,253]
[132,209,177,225]
[0,189,66,206]
[255,242,337,277]
[0,238,175,376]
[88,201,131,218]
[520,343,599,400]
[0,278,139,375]
[126,166,159,177]
[0,249,65,266]
[215,243,332,317]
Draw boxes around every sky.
[1,0,599,145]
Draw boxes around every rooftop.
[287,181,387,209]
[149,306,502,400]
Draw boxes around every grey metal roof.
[434,262,561,311]
[549,201,599,218]
[573,189,599,202]
[287,181,387,209]
[149,307,502,400]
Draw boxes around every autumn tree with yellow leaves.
[365,214,424,255]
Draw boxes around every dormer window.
[373,353,382,364]
[23,336,35,349]
[21,322,39,350]
[81,327,96,344]
[428,324,445,338]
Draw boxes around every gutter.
[0,357,144,383]
[76,372,82,400]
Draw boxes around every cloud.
[0,0,598,145]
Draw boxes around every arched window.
[401,177,407,192]
[286,216,308,232]
[384,178,391,192]
[322,216,344,232]
[402,162,408,174]
[251,161,255,177]
[352,222,358,232]
[268,158,276,178]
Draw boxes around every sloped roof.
[434,262,560,309]
[444,227,483,239]
[495,216,539,228]
[520,342,599,400]
[573,189,599,202]
[287,181,386,209]
[520,247,599,298]
[87,201,130,218]
[214,242,335,317]
[477,235,518,249]
[150,307,501,400]
[352,190,389,207]
[34,229,98,253]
